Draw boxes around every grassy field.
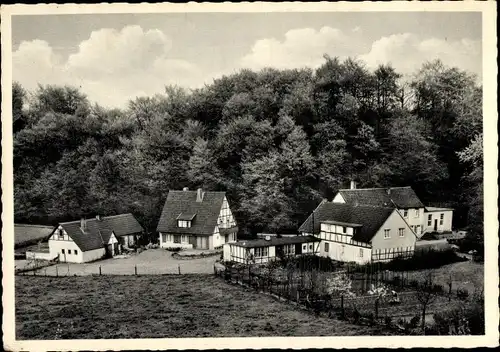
[403,261,484,294]
[16,274,396,339]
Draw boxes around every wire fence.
[16,262,192,277]
[214,262,473,334]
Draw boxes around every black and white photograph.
[1,2,498,350]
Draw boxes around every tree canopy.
[13,58,483,243]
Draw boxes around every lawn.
[16,274,395,339]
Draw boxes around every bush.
[384,316,393,327]
[456,288,469,300]
[431,300,484,335]
[409,314,421,329]
[165,247,182,252]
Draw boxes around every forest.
[12,57,483,246]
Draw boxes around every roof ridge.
[339,186,412,191]
[60,213,135,224]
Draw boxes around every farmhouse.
[299,203,417,264]
[157,188,238,250]
[46,213,144,263]
[223,235,320,264]
[332,182,454,237]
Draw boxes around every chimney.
[183,187,189,191]
[265,235,271,241]
[80,217,87,231]
[196,188,204,202]
[387,188,391,195]
[96,214,101,221]
[350,180,356,190]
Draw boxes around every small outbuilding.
[223,235,320,264]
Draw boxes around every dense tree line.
[12,58,483,245]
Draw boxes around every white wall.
[332,193,345,203]
[397,207,426,236]
[319,240,371,264]
[218,197,237,229]
[25,251,56,261]
[370,210,417,262]
[82,248,106,262]
[159,232,194,249]
[423,210,453,233]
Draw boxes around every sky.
[12,12,482,108]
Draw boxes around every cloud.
[359,33,482,78]
[242,28,482,80]
[13,25,203,108]
[240,26,362,70]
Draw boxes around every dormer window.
[178,220,191,228]
[176,213,196,228]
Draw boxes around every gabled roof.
[156,190,227,235]
[14,224,54,246]
[337,187,425,209]
[298,203,394,243]
[60,213,143,252]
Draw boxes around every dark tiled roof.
[230,235,320,248]
[14,224,54,246]
[177,213,197,221]
[156,190,227,235]
[220,226,239,235]
[60,214,143,252]
[338,187,425,209]
[298,203,394,243]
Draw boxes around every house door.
[434,219,438,231]
[295,243,302,255]
[189,235,197,249]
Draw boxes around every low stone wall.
[172,250,222,260]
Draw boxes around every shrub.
[409,314,420,329]
[432,284,444,293]
[457,288,469,300]
[384,316,393,327]
[431,300,484,335]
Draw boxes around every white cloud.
[242,28,482,80]
[13,25,203,108]
[359,33,482,78]
[240,26,361,70]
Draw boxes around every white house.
[45,214,144,263]
[332,182,453,237]
[424,207,453,234]
[223,235,320,264]
[157,188,238,250]
[299,202,417,264]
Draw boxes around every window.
[398,228,405,237]
[359,248,363,258]
[416,225,421,234]
[173,235,181,244]
[303,244,307,251]
[255,247,268,257]
[58,229,64,239]
[342,226,347,233]
[427,214,432,226]
[74,250,78,255]
[61,249,65,254]
[309,244,313,250]
[178,220,191,228]
[440,213,444,225]
[415,209,420,218]
[68,249,72,255]
[324,242,329,252]
[341,245,345,255]
[403,210,408,218]
[384,229,390,239]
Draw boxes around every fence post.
[99,266,102,276]
[375,298,379,320]
[135,265,137,276]
[56,266,58,277]
[178,264,181,275]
